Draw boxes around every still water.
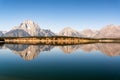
[0,43,120,80]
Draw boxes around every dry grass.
[3,37,120,45]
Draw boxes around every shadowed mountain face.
[0,31,4,37]
[4,29,31,37]
[0,43,120,60]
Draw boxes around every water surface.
[0,43,120,80]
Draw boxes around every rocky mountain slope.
[15,20,41,36]
[80,29,98,37]
[94,24,120,38]
[5,20,55,37]
[0,31,4,37]
[59,27,84,37]
[4,29,30,37]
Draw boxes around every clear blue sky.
[0,0,120,32]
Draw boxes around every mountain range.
[0,20,120,38]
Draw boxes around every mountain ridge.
[1,20,120,38]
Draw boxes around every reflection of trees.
[5,44,29,51]
[0,43,4,49]
[1,43,120,60]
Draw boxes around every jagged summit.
[62,27,74,30]
[23,20,35,24]
[6,20,55,37]
[18,20,41,36]
[20,20,40,29]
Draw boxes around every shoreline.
[0,37,120,45]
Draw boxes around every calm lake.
[0,43,120,80]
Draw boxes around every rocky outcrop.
[18,20,41,36]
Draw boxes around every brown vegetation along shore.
[4,37,98,45]
[1,36,120,45]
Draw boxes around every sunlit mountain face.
[0,20,120,38]
[3,20,56,37]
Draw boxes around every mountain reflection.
[59,43,120,56]
[1,43,120,60]
[4,44,54,60]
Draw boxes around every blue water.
[0,43,120,80]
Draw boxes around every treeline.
[0,38,4,41]
[1,36,120,40]
[2,36,96,40]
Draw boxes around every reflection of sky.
[0,0,120,32]
[0,47,120,80]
